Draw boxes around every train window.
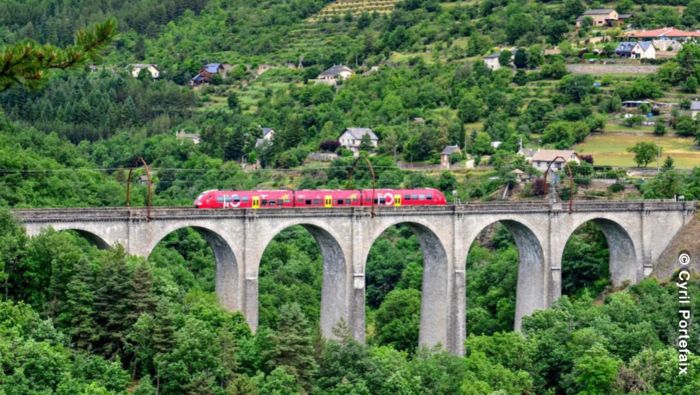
[284,199,291,204]
[419,194,425,200]
[233,196,240,203]
[411,194,418,200]
[313,199,320,205]
[337,199,344,205]
[278,200,284,205]
[404,194,411,200]
[305,199,312,205]
[262,200,269,206]
[373,199,378,204]
[242,196,249,202]
[269,200,276,207]
[365,197,372,203]
[216,196,225,202]
[379,197,386,204]
[427,194,432,200]
[345,199,351,204]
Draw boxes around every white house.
[653,38,683,52]
[484,53,501,70]
[691,101,700,119]
[315,65,354,85]
[175,130,201,144]
[615,41,656,59]
[523,149,581,172]
[129,64,160,78]
[255,127,275,147]
[440,145,462,169]
[338,127,378,156]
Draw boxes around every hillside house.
[484,53,501,70]
[615,41,656,59]
[255,127,275,147]
[523,149,581,172]
[576,9,619,27]
[314,65,354,85]
[622,100,651,109]
[175,131,201,144]
[626,27,700,42]
[255,64,274,77]
[339,127,378,156]
[129,64,160,78]
[511,169,529,183]
[691,101,700,119]
[653,38,683,52]
[190,63,231,86]
[440,145,462,169]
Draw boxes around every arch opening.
[466,220,545,333]
[147,226,238,311]
[257,224,347,340]
[61,229,111,250]
[562,219,637,293]
[365,222,448,352]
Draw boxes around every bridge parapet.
[12,200,694,222]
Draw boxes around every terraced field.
[308,0,400,22]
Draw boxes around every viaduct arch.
[14,201,695,355]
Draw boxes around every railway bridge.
[13,200,696,355]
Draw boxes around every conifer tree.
[94,248,133,359]
[152,300,177,357]
[267,303,319,390]
[128,262,156,322]
[58,257,99,350]
[0,19,116,91]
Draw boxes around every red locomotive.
[194,188,446,209]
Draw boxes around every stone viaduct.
[13,200,696,355]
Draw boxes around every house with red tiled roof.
[625,27,700,41]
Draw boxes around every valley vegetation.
[1,0,700,394]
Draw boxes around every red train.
[194,188,446,209]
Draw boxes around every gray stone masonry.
[14,200,696,355]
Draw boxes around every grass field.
[604,121,655,134]
[575,133,700,169]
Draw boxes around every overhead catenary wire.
[0,164,460,174]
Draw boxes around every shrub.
[609,182,625,193]
[319,140,340,152]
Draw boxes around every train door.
[324,195,333,208]
[252,196,260,209]
[394,194,402,207]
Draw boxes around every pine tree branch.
[0,19,117,91]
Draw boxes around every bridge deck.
[12,200,695,222]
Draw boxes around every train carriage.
[294,189,362,208]
[360,188,446,207]
[194,188,446,209]
[194,190,294,209]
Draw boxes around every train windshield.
[194,193,206,206]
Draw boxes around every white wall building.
[129,64,160,79]
[338,128,378,156]
[521,149,581,172]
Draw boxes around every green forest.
[1,0,700,393]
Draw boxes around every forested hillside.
[1,0,700,394]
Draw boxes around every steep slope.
[651,211,700,280]
[308,0,399,22]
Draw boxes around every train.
[194,188,447,209]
